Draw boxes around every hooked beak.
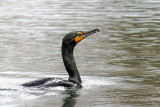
[81,28,100,38]
[75,28,100,43]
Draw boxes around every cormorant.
[22,28,100,88]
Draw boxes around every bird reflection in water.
[62,89,78,107]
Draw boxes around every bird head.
[63,28,100,46]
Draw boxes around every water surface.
[0,0,160,107]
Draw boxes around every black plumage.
[22,28,100,88]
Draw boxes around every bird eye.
[76,33,80,36]
[76,32,84,36]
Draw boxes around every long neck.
[62,41,82,84]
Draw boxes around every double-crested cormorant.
[22,28,100,88]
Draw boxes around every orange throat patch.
[75,36,84,43]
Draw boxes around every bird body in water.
[22,28,100,88]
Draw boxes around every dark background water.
[0,0,160,107]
